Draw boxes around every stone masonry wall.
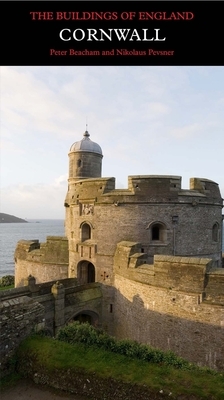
[65,176,222,285]
[0,278,104,375]
[0,296,45,377]
[15,236,69,287]
[113,275,224,370]
[112,242,224,370]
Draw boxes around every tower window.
[149,222,167,243]
[77,159,82,167]
[212,223,219,242]
[152,225,160,240]
[81,223,91,241]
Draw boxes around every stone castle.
[15,129,223,285]
[1,130,224,372]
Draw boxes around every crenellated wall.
[112,241,224,370]
[64,175,223,284]
[14,236,69,287]
[2,246,224,372]
[10,133,224,375]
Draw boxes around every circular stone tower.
[68,130,103,179]
[65,130,103,238]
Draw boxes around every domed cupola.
[68,130,103,179]
[70,130,102,155]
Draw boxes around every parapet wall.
[113,275,224,370]
[66,175,222,204]
[114,241,224,297]
[14,236,69,287]
[113,241,224,370]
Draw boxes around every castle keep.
[9,131,224,370]
[64,130,223,283]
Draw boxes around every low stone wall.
[17,362,165,400]
[0,296,45,377]
[0,277,103,376]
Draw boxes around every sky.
[1,66,224,219]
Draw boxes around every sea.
[0,219,224,278]
[0,219,65,278]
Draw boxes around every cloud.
[1,175,68,219]
[142,102,170,119]
[0,140,25,154]
[1,67,85,140]
[1,66,224,218]
[54,174,68,186]
[169,123,202,139]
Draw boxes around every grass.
[14,335,224,399]
[0,372,22,391]
[0,285,14,291]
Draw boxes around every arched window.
[77,159,82,167]
[152,225,160,240]
[81,223,91,241]
[149,222,167,242]
[212,223,219,242]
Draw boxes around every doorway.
[77,260,95,284]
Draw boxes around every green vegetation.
[0,372,22,391]
[14,331,224,400]
[0,285,14,291]
[0,275,14,290]
[56,322,209,372]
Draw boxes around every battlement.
[10,131,224,374]
[128,175,181,193]
[66,175,222,205]
[14,237,69,287]
[15,237,68,262]
[114,241,224,301]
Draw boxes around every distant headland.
[0,213,28,223]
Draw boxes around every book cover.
[0,2,224,388]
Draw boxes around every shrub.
[0,275,15,287]
[56,322,200,371]
[57,321,99,345]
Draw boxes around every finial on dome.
[83,130,90,138]
[83,117,90,138]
